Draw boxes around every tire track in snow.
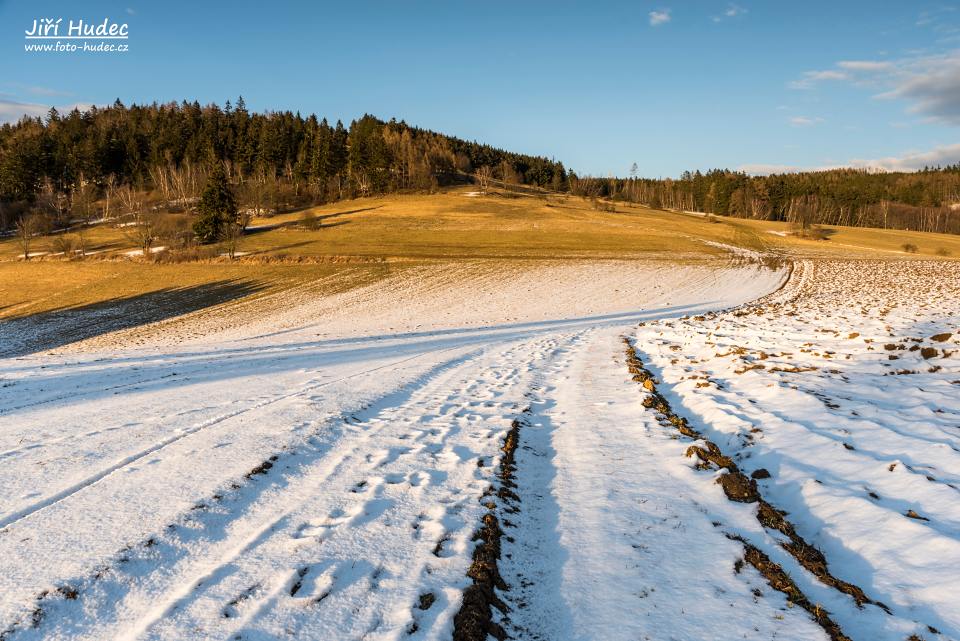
[117,335,566,641]
[0,341,487,638]
[13,333,573,641]
[0,347,470,532]
[497,329,826,641]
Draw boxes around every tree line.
[568,167,960,234]
[0,98,567,233]
[4,98,960,241]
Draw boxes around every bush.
[591,198,616,212]
[300,210,321,230]
[901,243,919,253]
[935,247,952,257]
[802,225,829,241]
[51,234,75,257]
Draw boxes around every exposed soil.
[452,412,527,641]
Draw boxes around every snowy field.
[1,257,957,641]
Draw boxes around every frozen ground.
[632,260,960,640]
[0,257,957,641]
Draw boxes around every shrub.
[51,234,75,257]
[935,247,952,257]
[300,210,321,230]
[901,243,919,253]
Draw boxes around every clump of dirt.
[920,347,939,359]
[452,414,527,641]
[717,470,761,502]
[733,538,852,641]
[244,455,279,479]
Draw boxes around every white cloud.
[837,60,893,71]
[789,50,960,124]
[788,69,848,89]
[850,142,960,171]
[739,142,960,175]
[725,3,747,17]
[712,3,746,22]
[0,99,50,123]
[649,9,671,26]
[737,163,813,175]
[789,116,825,127]
[876,54,960,124]
[0,99,94,124]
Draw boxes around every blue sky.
[2,0,960,177]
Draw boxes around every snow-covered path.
[4,258,957,641]
[0,261,787,640]
[500,328,824,640]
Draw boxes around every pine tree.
[193,163,237,243]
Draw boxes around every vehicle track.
[4,333,574,641]
[0,346,473,532]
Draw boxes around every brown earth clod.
[452,414,527,641]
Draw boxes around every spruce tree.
[193,164,237,243]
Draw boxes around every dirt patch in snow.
[453,411,527,641]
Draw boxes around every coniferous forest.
[2,99,960,235]
[0,99,566,232]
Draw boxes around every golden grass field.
[3,186,959,321]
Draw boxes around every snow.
[632,259,960,640]
[500,329,823,640]
[122,246,167,257]
[1,256,957,640]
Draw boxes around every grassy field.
[0,261,398,320]
[2,186,959,324]
[1,189,742,262]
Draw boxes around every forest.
[2,99,960,237]
[569,167,960,234]
[0,98,566,233]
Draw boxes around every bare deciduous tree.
[71,173,97,257]
[219,212,249,259]
[125,212,161,256]
[16,214,46,260]
[475,166,493,193]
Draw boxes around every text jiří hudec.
[25,18,129,38]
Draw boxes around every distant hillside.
[569,167,960,235]
[0,99,566,231]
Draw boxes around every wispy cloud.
[789,116,825,127]
[713,3,747,22]
[837,60,893,72]
[850,142,960,171]
[649,9,671,26]
[4,83,73,98]
[789,50,960,125]
[0,99,94,124]
[0,100,48,123]
[788,69,848,89]
[740,142,960,174]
